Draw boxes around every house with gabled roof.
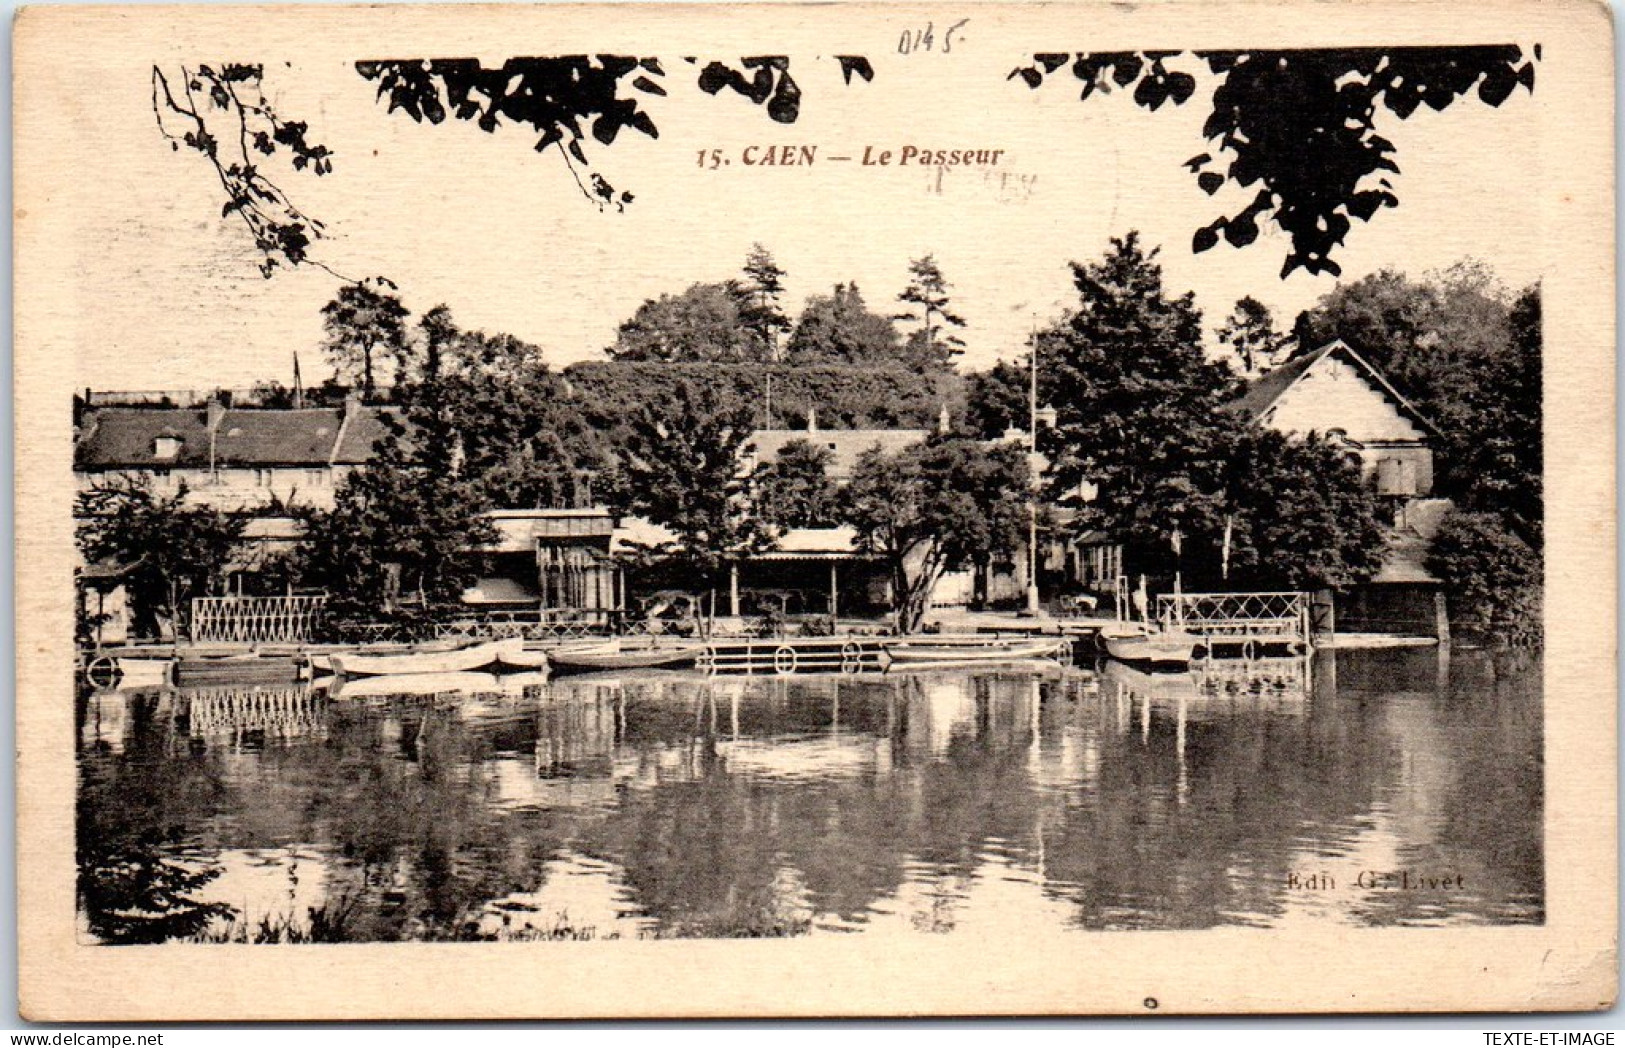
[1228,338,1443,500]
[1229,339,1454,638]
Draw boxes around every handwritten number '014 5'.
[899,19,967,55]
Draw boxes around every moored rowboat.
[114,657,174,687]
[330,638,527,678]
[1100,624,1197,669]
[549,641,702,674]
[496,646,552,671]
[885,637,1067,666]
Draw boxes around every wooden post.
[1433,589,1451,645]
[729,563,740,618]
[829,561,839,622]
[1311,588,1334,644]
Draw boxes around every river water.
[76,646,1542,943]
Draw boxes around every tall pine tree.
[739,244,790,361]
[894,254,967,370]
[1216,296,1287,376]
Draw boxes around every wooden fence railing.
[189,595,327,644]
[1153,591,1312,652]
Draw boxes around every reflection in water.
[76,648,1542,942]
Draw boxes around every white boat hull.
[1102,628,1196,668]
[550,642,701,673]
[330,638,526,678]
[886,638,1067,665]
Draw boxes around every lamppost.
[1015,298,1063,616]
[1027,337,1041,614]
[1025,335,1057,615]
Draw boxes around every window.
[1375,457,1417,496]
[152,436,181,460]
[305,468,327,486]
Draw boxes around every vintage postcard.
[14,0,1617,1020]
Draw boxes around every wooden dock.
[696,634,1076,675]
[697,636,890,675]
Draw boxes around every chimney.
[938,403,952,435]
[205,396,225,476]
[806,406,818,433]
[343,390,362,420]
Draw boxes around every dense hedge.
[562,361,961,432]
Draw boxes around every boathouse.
[1228,339,1452,637]
[1228,338,1442,499]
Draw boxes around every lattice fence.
[189,595,327,644]
[432,609,623,641]
[1155,591,1310,642]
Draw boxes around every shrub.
[1425,510,1542,646]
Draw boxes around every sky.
[60,28,1545,393]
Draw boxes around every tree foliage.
[786,283,902,365]
[739,244,791,360]
[756,438,837,529]
[1216,428,1388,591]
[295,421,497,618]
[604,378,778,606]
[961,358,1033,440]
[1037,233,1237,566]
[1010,47,1537,277]
[1216,296,1288,376]
[841,437,1029,632]
[1454,284,1542,543]
[297,308,508,618]
[607,281,759,362]
[151,63,335,277]
[1425,509,1542,644]
[356,56,664,210]
[75,478,247,638]
[411,307,608,509]
[894,254,967,369]
[320,277,411,397]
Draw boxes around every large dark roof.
[75,408,214,469]
[214,409,344,466]
[75,403,399,469]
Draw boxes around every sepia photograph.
[14,0,1616,1020]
